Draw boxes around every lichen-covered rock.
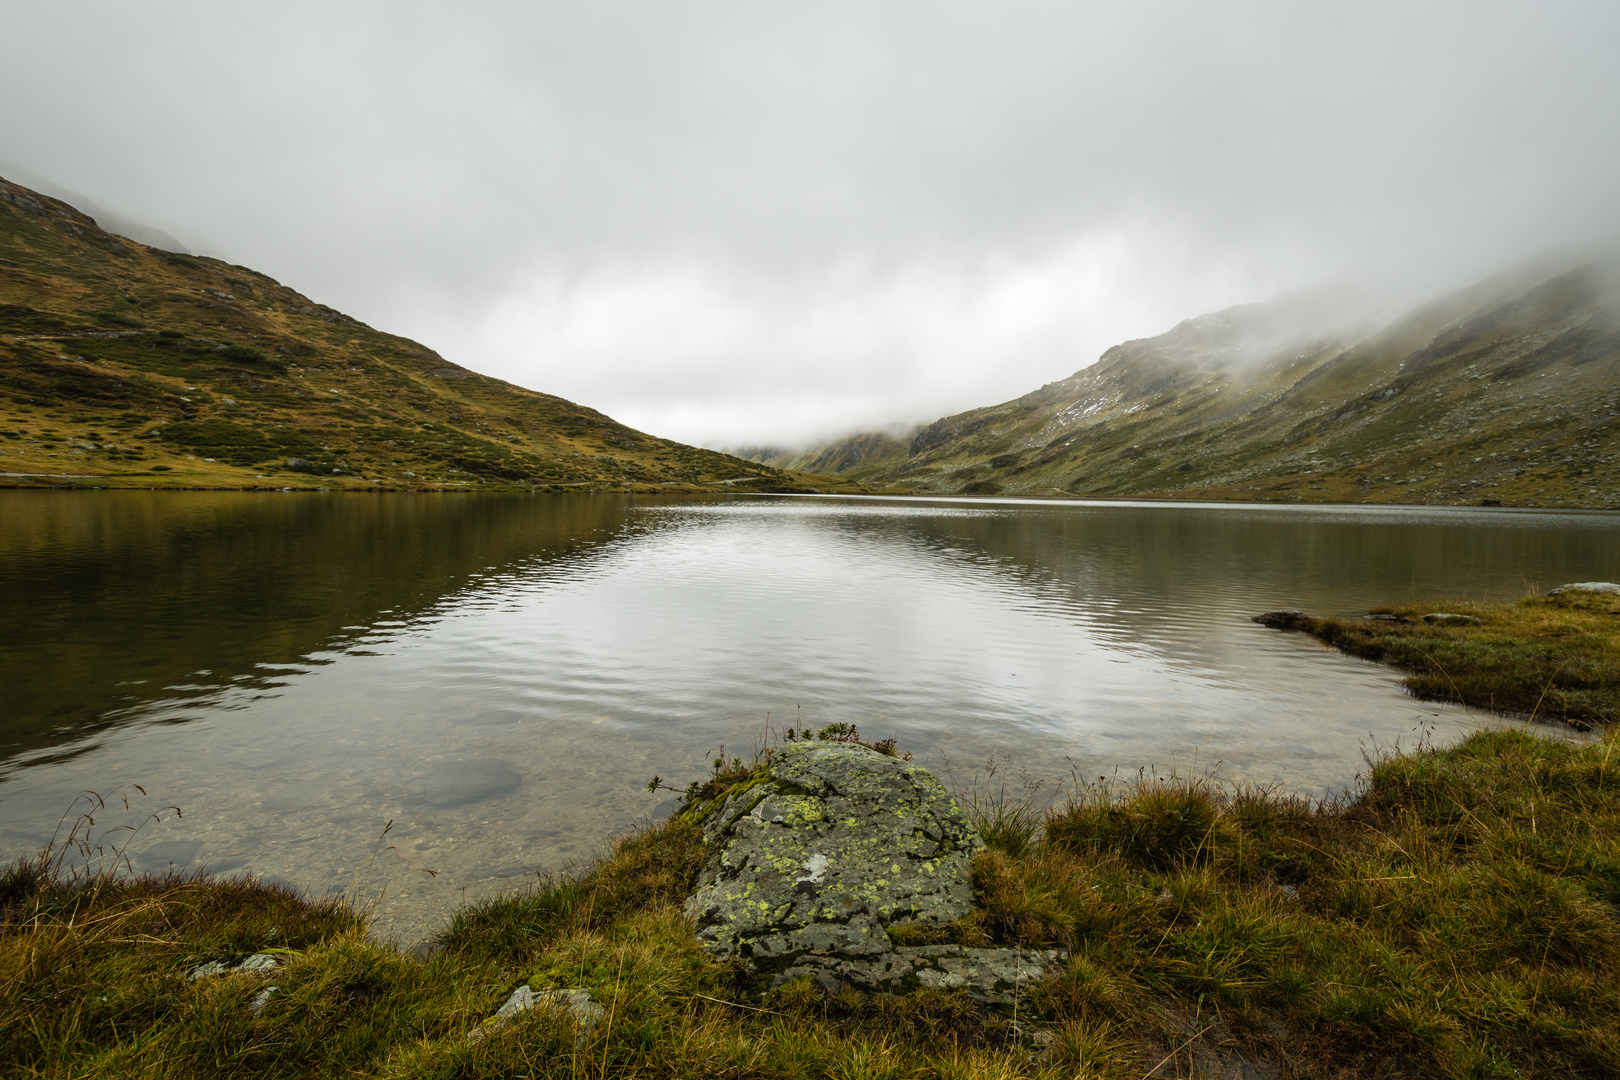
[1550,582,1620,595]
[187,952,284,980]
[780,944,1064,1004]
[467,986,603,1044]
[684,740,1054,998]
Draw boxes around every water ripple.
[2,493,1616,941]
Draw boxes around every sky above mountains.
[4,1,1619,448]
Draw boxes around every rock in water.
[1251,610,1309,629]
[683,740,1060,1001]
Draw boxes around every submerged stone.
[410,757,522,809]
[683,740,1060,1000]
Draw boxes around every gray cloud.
[4,1,1618,446]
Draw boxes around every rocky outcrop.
[683,741,1060,1001]
[1550,582,1620,595]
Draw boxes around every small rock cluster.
[469,985,603,1044]
[187,952,284,980]
[187,952,285,1014]
[683,740,1060,1002]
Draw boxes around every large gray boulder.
[1550,582,1620,596]
[683,741,1060,1001]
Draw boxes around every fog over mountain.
[3,2,1618,448]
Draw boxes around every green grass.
[7,723,1620,1077]
[1271,589,1620,728]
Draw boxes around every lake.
[1,491,1615,941]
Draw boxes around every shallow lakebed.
[1,491,1615,941]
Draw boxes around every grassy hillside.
[779,255,1620,507]
[0,176,870,494]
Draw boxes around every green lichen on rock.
[683,741,1060,999]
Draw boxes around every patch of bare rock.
[1550,581,1620,595]
[683,740,1060,1002]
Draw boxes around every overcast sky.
[4,2,1619,448]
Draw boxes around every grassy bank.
[1260,588,1620,729]
[5,722,1620,1078]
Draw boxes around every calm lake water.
[2,491,1616,940]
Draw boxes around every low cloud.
[4,2,1618,447]
[408,214,1295,446]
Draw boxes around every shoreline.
[5,601,1619,1077]
[5,477,1620,516]
[1254,587,1620,730]
[5,724,1616,1078]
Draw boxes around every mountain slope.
[739,430,913,475]
[0,176,860,493]
[788,255,1620,508]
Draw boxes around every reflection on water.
[1,492,1615,941]
[0,491,629,766]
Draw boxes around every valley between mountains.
[5,170,1618,508]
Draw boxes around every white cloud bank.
[413,215,1292,446]
[3,1,1618,447]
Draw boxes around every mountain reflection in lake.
[2,491,1615,941]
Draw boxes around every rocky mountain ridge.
[759,254,1620,508]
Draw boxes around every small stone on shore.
[467,985,604,1044]
[187,952,284,980]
